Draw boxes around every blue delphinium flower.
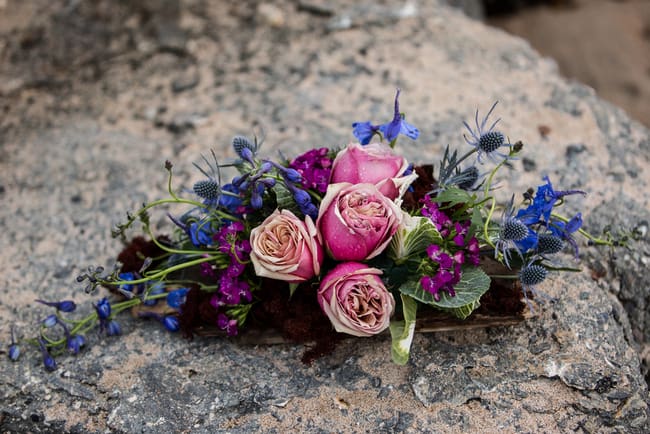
[35,299,77,313]
[494,196,538,268]
[549,212,583,258]
[463,101,512,164]
[106,320,121,336]
[352,89,419,145]
[8,326,20,361]
[95,298,111,320]
[42,314,58,328]
[38,338,57,372]
[167,288,189,309]
[66,335,86,355]
[162,316,180,332]
[520,176,586,224]
[143,282,166,306]
[189,221,213,247]
[379,89,420,143]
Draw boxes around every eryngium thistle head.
[193,179,221,200]
[519,264,548,286]
[500,219,529,241]
[537,234,564,254]
[457,166,479,190]
[232,136,257,159]
[479,131,505,154]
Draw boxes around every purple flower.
[217,313,239,336]
[352,121,379,145]
[289,147,333,193]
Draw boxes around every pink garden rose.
[330,142,414,199]
[317,182,403,261]
[318,262,395,337]
[250,209,323,283]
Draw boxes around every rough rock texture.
[1,0,648,432]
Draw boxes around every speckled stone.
[1,1,648,432]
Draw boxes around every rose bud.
[318,262,395,337]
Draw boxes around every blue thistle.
[519,261,550,312]
[463,101,512,164]
[192,149,222,202]
[494,196,538,268]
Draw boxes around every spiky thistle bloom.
[463,101,512,164]
[494,196,538,268]
[518,260,550,312]
[192,149,222,203]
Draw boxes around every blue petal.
[352,121,378,145]
[399,120,419,140]
[515,229,538,253]
[565,213,583,234]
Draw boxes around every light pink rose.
[317,182,403,261]
[318,262,395,337]
[330,142,414,199]
[250,209,323,283]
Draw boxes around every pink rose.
[318,262,395,337]
[330,142,414,199]
[317,182,403,261]
[250,209,323,283]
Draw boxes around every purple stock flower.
[217,314,239,336]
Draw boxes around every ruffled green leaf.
[271,183,301,217]
[389,214,443,263]
[398,267,490,317]
[389,294,418,365]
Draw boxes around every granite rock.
[1,0,648,432]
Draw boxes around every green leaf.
[389,215,443,263]
[288,283,299,298]
[271,183,301,216]
[398,267,491,311]
[432,186,473,208]
[389,294,418,365]
[444,299,481,320]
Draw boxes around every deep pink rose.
[317,182,402,261]
[318,262,395,337]
[250,209,323,283]
[330,142,414,199]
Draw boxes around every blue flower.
[379,89,419,143]
[162,316,180,332]
[143,282,165,306]
[118,272,138,293]
[35,299,77,313]
[494,196,538,268]
[106,320,122,336]
[352,121,379,145]
[219,183,243,212]
[8,326,20,361]
[463,101,512,164]
[95,297,111,320]
[531,176,586,223]
[66,335,86,355]
[352,89,419,145]
[167,288,189,309]
[189,222,213,247]
[42,314,58,328]
[518,260,554,313]
[38,339,56,372]
[549,213,583,258]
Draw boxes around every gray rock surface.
[1,0,649,432]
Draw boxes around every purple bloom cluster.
[288,147,333,194]
[209,222,252,336]
[419,195,481,300]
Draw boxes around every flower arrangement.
[9,90,617,369]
